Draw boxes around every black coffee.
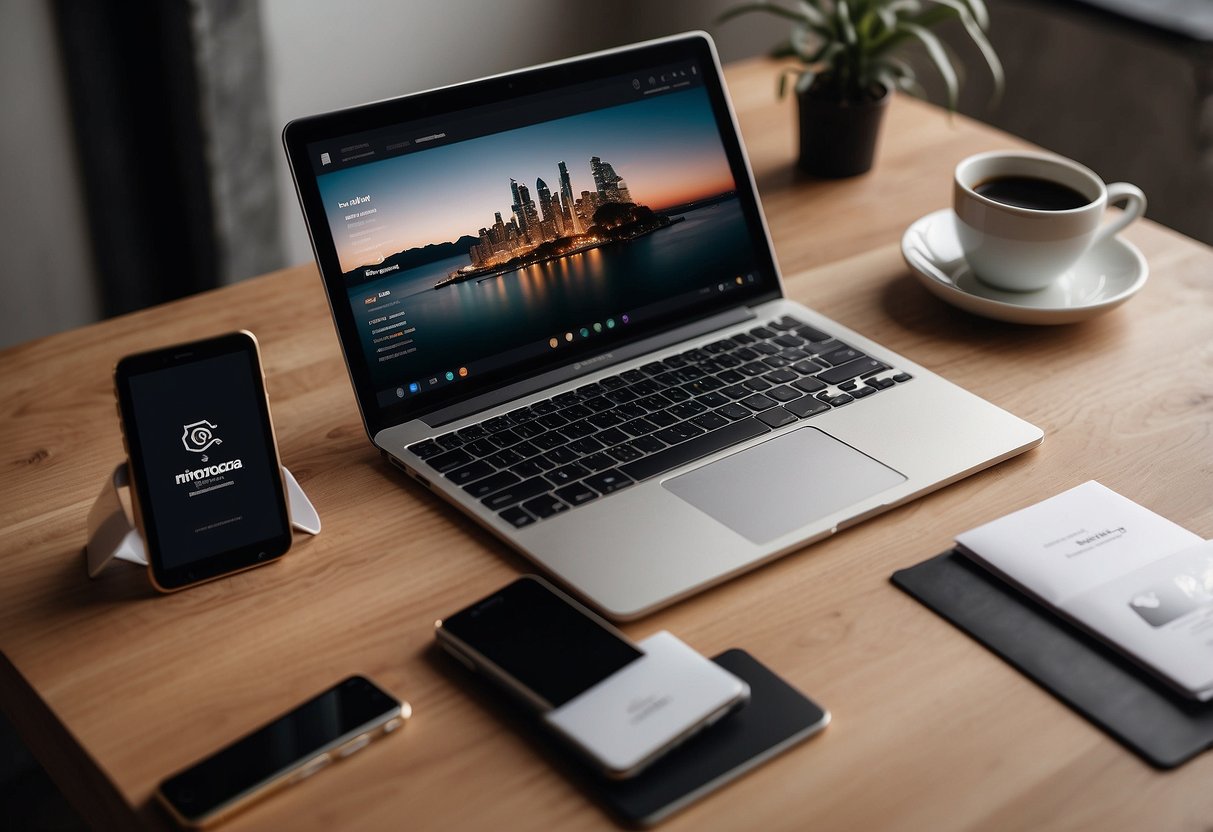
[973,175,1089,211]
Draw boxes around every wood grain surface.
[2,58,1212,831]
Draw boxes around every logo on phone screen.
[182,420,222,454]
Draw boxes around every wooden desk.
[2,58,1212,830]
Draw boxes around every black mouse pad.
[891,550,1213,769]
[586,649,829,827]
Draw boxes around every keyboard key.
[621,418,770,481]
[528,400,558,416]
[771,315,802,330]
[509,406,537,422]
[779,348,809,361]
[615,403,646,421]
[482,477,551,510]
[868,376,895,390]
[838,380,858,391]
[605,387,639,404]
[512,440,540,458]
[511,458,551,478]
[581,452,616,472]
[620,418,658,437]
[691,412,730,431]
[762,355,791,368]
[597,427,628,446]
[647,410,679,428]
[723,383,751,400]
[576,382,605,398]
[632,379,661,396]
[786,397,830,419]
[628,435,666,454]
[522,494,569,519]
[742,378,772,392]
[545,463,589,487]
[498,506,536,529]
[893,372,913,383]
[817,358,886,386]
[568,436,605,455]
[654,422,705,445]
[851,386,876,398]
[772,334,803,348]
[749,326,776,339]
[531,432,566,451]
[639,361,667,375]
[793,376,827,393]
[435,433,464,450]
[669,401,707,420]
[562,421,596,439]
[446,460,494,486]
[741,393,777,411]
[514,421,545,439]
[729,332,757,345]
[584,470,635,494]
[555,482,598,506]
[764,368,797,384]
[483,415,514,433]
[634,393,669,411]
[607,444,644,463]
[819,347,864,366]
[663,386,692,403]
[456,424,489,441]
[463,438,497,457]
[562,403,592,420]
[682,377,723,395]
[751,342,778,355]
[588,411,624,429]
[703,339,732,354]
[717,369,744,384]
[537,413,569,430]
[426,449,473,473]
[600,375,627,390]
[817,391,854,407]
[583,396,615,412]
[622,369,647,384]
[485,448,523,468]
[795,324,831,342]
[553,392,583,408]
[719,403,751,420]
[408,440,443,459]
[768,385,802,403]
[697,391,730,408]
[757,407,797,428]
[792,359,825,375]
[463,470,520,499]
[545,446,579,465]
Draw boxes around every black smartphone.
[114,331,292,590]
[156,676,408,829]
[435,576,749,778]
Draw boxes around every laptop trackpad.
[663,427,906,544]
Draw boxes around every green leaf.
[894,22,959,109]
[715,1,814,26]
[836,0,859,46]
[795,68,819,94]
[920,0,1003,100]
[778,66,808,98]
[795,0,831,28]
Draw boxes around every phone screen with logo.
[115,331,292,590]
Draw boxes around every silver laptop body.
[285,32,1042,619]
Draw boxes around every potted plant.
[717,0,1004,177]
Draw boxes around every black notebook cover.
[891,550,1213,769]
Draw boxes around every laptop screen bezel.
[283,32,783,438]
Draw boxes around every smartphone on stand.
[114,331,292,590]
[436,575,749,778]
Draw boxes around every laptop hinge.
[422,306,757,427]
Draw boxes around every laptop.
[283,32,1042,619]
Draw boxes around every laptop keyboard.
[406,315,913,529]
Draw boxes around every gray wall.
[0,1,100,350]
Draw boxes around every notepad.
[955,481,1213,701]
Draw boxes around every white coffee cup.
[953,151,1146,292]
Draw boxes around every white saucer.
[901,208,1149,325]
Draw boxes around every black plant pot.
[796,85,891,178]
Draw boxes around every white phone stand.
[85,462,321,579]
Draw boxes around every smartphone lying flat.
[156,676,408,828]
[435,575,750,778]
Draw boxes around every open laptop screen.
[286,35,781,435]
